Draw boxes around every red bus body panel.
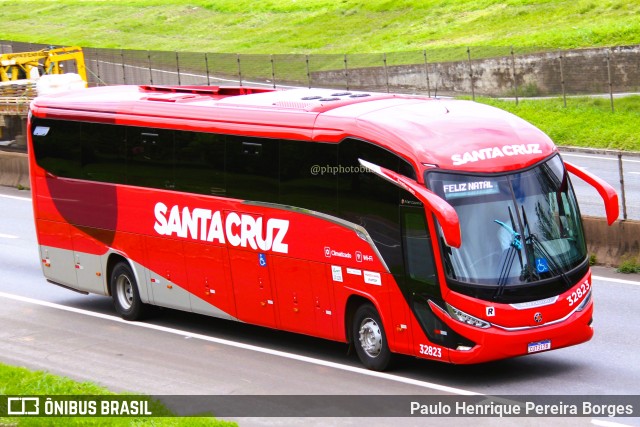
[27,85,608,365]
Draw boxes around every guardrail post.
[270,54,277,89]
[205,53,211,86]
[424,50,431,98]
[175,51,181,85]
[306,55,311,89]
[383,53,389,93]
[606,50,615,112]
[95,49,101,86]
[237,54,243,87]
[120,49,126,84]
[511,46,519,105]
[344,54,349,91]
[618,153,627,220]
[147,51,153,85]
[559,54,566,107]
[467,47,475,101]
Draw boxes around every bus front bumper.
[435,300,594,365]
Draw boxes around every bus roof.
[30,85,557,178]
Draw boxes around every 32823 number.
[566,280,591,307]
[419,344,442,358]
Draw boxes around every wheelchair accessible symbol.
[536,258,549,273]
[259,253,267,267]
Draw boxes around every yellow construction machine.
[0,46,87,145]
[0,46,87,83]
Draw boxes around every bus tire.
[352,303,392,371]
[110,262,147,321]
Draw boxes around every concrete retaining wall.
[583,217,640,267]
[312,45,640,97]
[1,151,636,266]
[0,150,29,188]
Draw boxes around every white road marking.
[0,290,478,396]
[593,275,640,286]
[0,233,19,239]
[0,194,31,201]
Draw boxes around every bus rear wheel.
[352,303,392,371]
[110,262,148,321]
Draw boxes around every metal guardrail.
[2,41,640,105]
[559,147,640,221]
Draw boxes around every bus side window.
[174,131,226,196]
[279,140,338,215]
[126,127,175,190]
[80,122,127,184]
[31,118,82,179]
[337,138,407,275]
[226,136,279,203]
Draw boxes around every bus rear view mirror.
[358,159,461,248]
[564,161,619,225]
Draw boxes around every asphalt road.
[1,184,640,426]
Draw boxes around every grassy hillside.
[477,96,640,151]
[2,0,639,151]
[1,0,639,54]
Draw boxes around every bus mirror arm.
[358,159,461,248]
[564,161,619,225]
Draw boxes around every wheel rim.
[116,274,134,310]
[358,317,382,358]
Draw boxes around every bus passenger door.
[400,205,445,357]
[228,247,277,328]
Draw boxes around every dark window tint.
[32,118,82,178]
[127,128,175,190]
[402,207,438,292]
[80,123,127,184]
[226,136,279,203]
[280,140,337,215]
[337,138,415,274]
[174,131,226,196]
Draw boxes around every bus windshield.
[426,155,587,293]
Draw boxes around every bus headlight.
[446,303,491,329]
[576,290,592,312]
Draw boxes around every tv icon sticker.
[7,397,40,415]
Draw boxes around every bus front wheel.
[110,262,148,321]
[352,303,392,371]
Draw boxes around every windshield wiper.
[521,207,571,287]
[493,207,523,300]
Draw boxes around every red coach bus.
[27,85,618,370]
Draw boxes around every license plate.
[527,340,551,353]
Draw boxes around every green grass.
[0,362,235,427]
[617,257,640,273]
[0,0,639,55]
[475,96,640,151]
